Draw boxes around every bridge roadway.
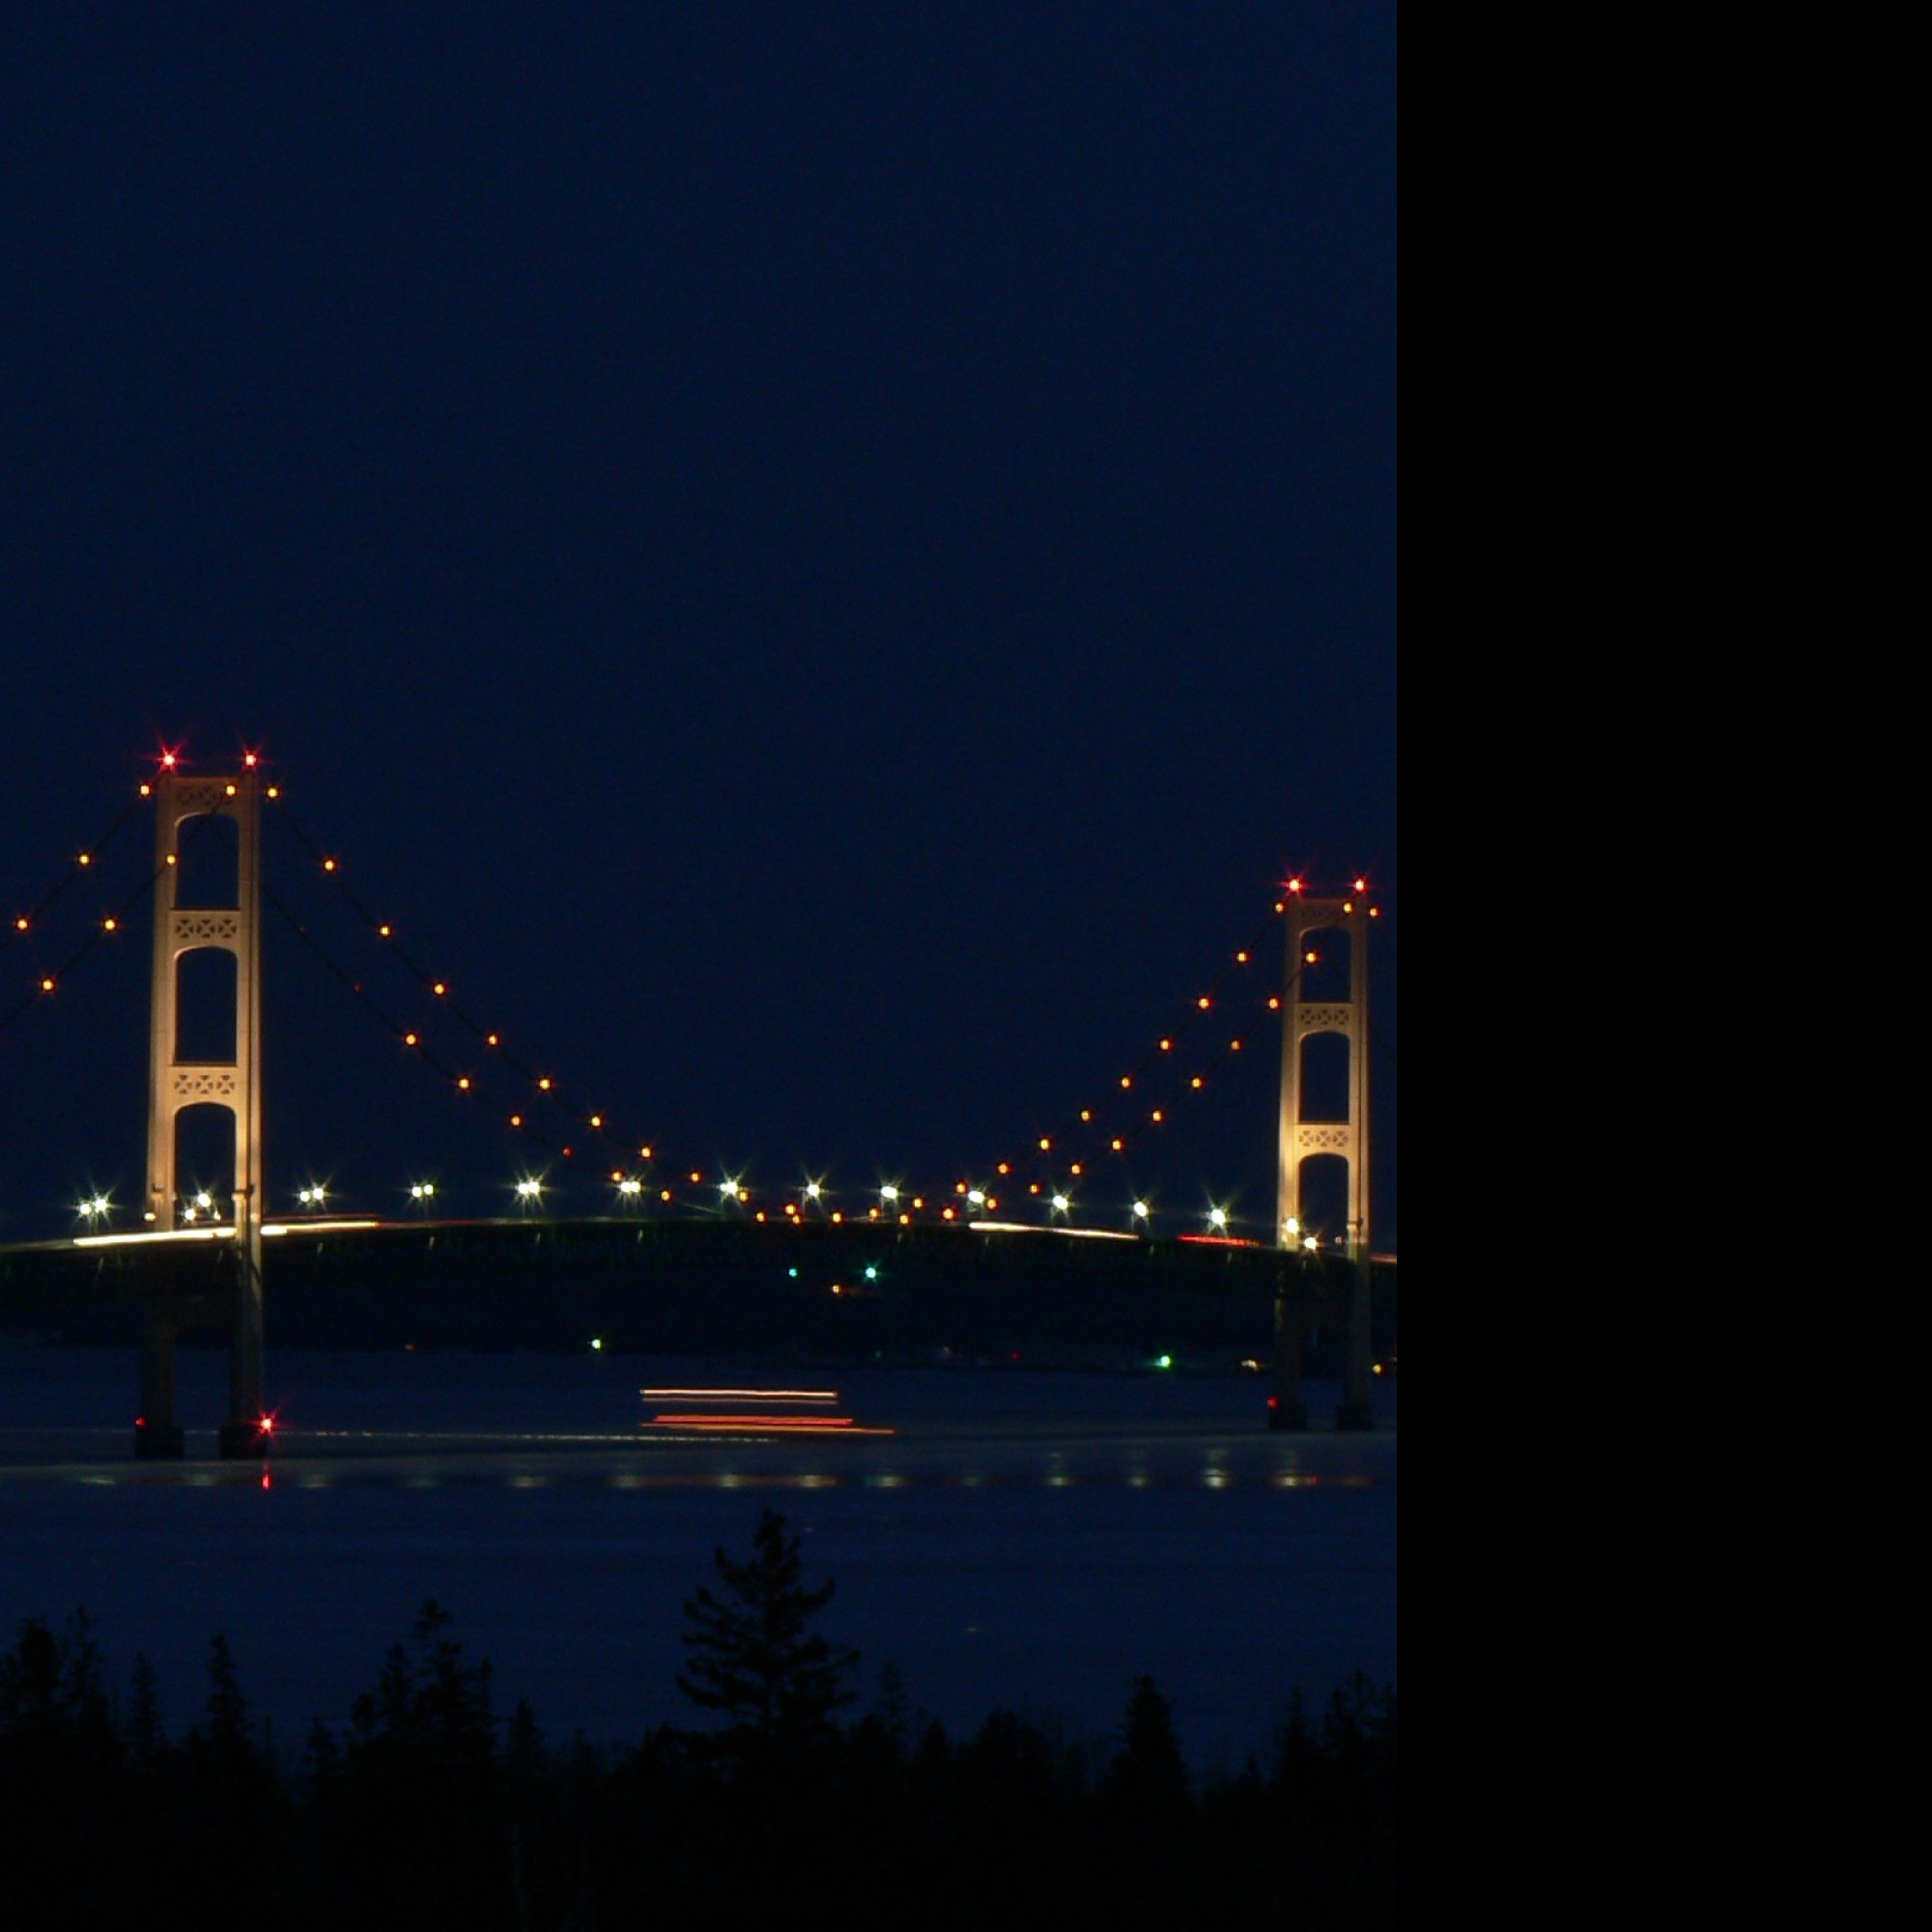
[0,1214,1372,1363]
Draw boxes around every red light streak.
[645,1415,895,1435]
[642,1388,838,1402]
[653,1412,855,1428]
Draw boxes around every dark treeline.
[0,1513,1395,1931]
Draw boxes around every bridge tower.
[136,764,268,1460]
[1275,889,1376,1431]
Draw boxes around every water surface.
[0,1347,1396,1770]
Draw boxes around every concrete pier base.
[1269,1287,1307,1430]
[138,1305,183,1459]
[1335,1253,1375,1431]
[217,1418,270,1460]
[134,1418,185,1459]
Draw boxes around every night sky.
[2,9,1396,1251]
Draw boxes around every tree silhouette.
[1109,1675,1190,1816]
[677,1509,858,1765]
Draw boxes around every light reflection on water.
[0,1386,1389,1496]
[6,1459,1380,1491]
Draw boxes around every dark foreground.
[4,1590,1396,1932]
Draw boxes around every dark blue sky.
[2,8,1395,1249]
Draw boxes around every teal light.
[1156,1354,1173,1370]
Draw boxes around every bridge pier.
[1335,1252,1375,1432]
[128,1277,269,1460]
[217,1242,269,1459]
[135,1305,185,1460]
[1268,1282,1307,1430]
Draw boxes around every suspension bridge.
[2,753,1389,1457]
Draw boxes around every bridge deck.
[0,1215,1385,1363]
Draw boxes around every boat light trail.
[641,1387,838,1403]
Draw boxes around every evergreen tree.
[128,1653,167,1766]
[197,1633,257,1769]
[0,1616,63,1740]
[1109,1675,1190,1815]
[677,1508,858,1764]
